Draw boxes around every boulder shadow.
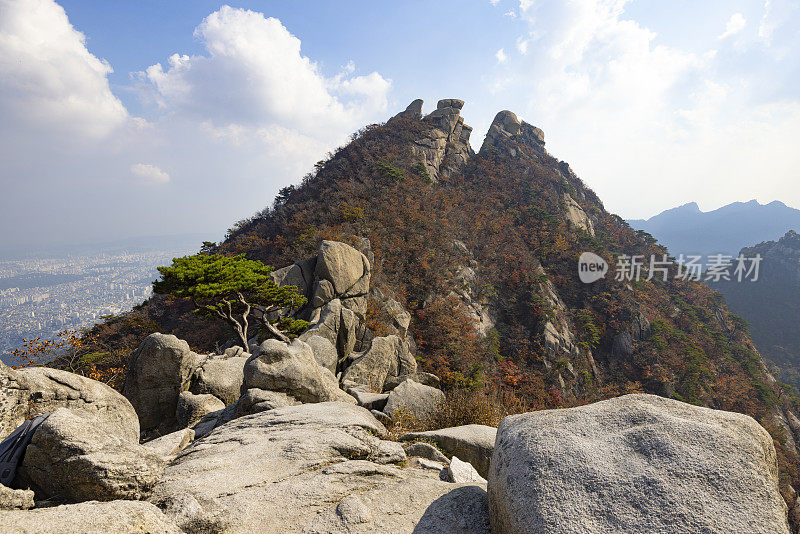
[413,485,490,533]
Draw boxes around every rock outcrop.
[243,338,354,404]
[176,391,225,429]
[401,424,496,478]
[383,371,440,391]
[0,361,138,441]
[383,378,445,423]
[123,333,205,433]
[448,456,487,484]
[149,402,490,533]
[341,334,415,391]
[0,500,182,533]
[404,441,450,464]
[394,98,474,182]
[20,408,165,502]
[142,428,195,462]
[188,354,248,405]
[0,484,33,511]
[480,110,545,156]
[488,394,791,534]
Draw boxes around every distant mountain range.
[710,230,800,389]
[628,200,800,258]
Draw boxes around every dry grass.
[384,387,533,440]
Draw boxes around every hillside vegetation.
[64,99,800,512]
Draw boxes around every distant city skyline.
[0,243,197,363]
[1,0,799,249]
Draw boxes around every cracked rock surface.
[149,402,490,533]
[0,360,139,441]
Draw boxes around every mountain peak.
[679,201,701,211]
[480,110,545,154]
[390,98,474,181]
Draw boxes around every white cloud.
[489,0,500,6]
[504,10,517,18]
[0,2,395,248]
[506,0,800,218]
[718,13,746,40]
[758,0,799,44]
[130,163,170,184]
[496,48,508,63]
[138,5,390,141]
[516,36,529,54]
[0,0,127,140]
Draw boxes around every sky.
[0,0,798,250]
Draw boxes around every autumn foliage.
[57,112,800,512]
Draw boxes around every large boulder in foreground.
[20,408,165,502]
[123,333,205,432]
[0,361,138,441]
[0,500,181,533]
[488,394,791,534]
[149,402,490,533]
[401,424,496,478]
[243,339,353,404]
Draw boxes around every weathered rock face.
[123,333,205,432]
[0,500,182,533]
[176,391,225,429]
[395,98,474,182]
[304,334,338,373]
[189,354,248,405]
[243,339,353,404]
[0,484,33,511]
[404,442,450,464]
[308,240,371,322]
[370,286,412,339]
[315,240,370,298]
[563,194,595,236]
[480,110,545,157]
[383,371,440,392]
[275,241,383,373]
[341,335,416,391]
[350,390,389,411]
[149,402,490,533]
[383,379,444,423]
[454,267,496,339]
[142,428,195,463]
[488,394,791,534]
[270,257,316,300]
[448,456,487,484]
[529,258,587,392]
[401,424,496,478]
[0,361,138,442]
[20,408,165,502]
[236,388,300,417]
[396,98,423,120]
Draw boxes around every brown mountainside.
[83,98,800,512]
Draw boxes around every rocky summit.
[1,99,799,532]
